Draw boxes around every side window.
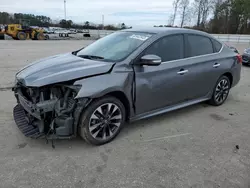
[144,34,184,62]
[187,35,213,57]
[211,39,222,52]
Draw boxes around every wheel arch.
[76,89,131,123]
[222,72,233,86]
[103,91,131,121]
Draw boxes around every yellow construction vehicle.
[0,24,46,40]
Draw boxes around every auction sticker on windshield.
[129,34,151,41]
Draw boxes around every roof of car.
[122,27,210,36]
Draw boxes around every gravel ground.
[0,41,250,188]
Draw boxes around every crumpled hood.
[16,53,114,87]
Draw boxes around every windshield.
[77,31,153,62]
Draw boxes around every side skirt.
[129,97,210,122]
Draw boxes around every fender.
[73,72,135,115]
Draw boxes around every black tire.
[44,35,49,40]
[35,32,45,40]
[0,33,4,40]
[83,33,91,37]
[208,75,231,106]
[17,32,27,40]
[79,96,126,145]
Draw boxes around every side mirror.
[140,54,162,66]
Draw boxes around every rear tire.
[17,32,27,40]
[83,33,91,37]
[208,76,231,106]
[44,35,49,40]
[35,32,45,40]
[78,96,126,145]
[0,33,4,40]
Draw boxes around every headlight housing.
[65,84,82,93]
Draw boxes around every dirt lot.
[0,41,250,188]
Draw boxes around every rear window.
[211,39,222,52]
[187,35,214,57]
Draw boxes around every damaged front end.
[13,82,89,140]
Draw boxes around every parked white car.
[69,29,77,34]
[54,29,70,34]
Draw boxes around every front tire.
[209,76,231,106]
[79,96,126,145]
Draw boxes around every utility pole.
[102,15,104,30]
[64,0,67,20]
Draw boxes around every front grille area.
[13,104,44,138]
[242,55,250,61]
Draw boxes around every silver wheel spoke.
[102,126,107,139]
[111,122,120,127]
[110,114,122,120]
[89,122,102,132]
[92,128,102,138]
[111,105,118,116]
[91,114,100,120]
[215,93,220,100]
[223,87,228,90]
[219,95,223,101]
[107,125,113,136]
[107,103,113,115]
[218,82,222,89]
[96,106,103,114]
[224,80,227,85]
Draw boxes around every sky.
[0,0,183,27]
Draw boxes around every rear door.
[182,34,223,100]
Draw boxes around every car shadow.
[120,102,211,138]
[24,102,212,150]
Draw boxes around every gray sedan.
[242,47,250,65]
[12,28,242,145]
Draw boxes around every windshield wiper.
[78,55,104,60]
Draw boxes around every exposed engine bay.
[13,82,89,142]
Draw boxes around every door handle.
[177,69,188,75]
[213,63,220,68]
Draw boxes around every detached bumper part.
[13,104,44,138]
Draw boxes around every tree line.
[0,12,130,30]
[0,12,52,27]
[1,2,250,34]
[165,0,250,34]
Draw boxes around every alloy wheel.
[89,103,122,140]
[214,79,230,103]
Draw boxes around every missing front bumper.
[13,84,90,140]
[13,104,44,138]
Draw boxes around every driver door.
[134,34,194,115]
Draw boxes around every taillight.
[236,54,242,64]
